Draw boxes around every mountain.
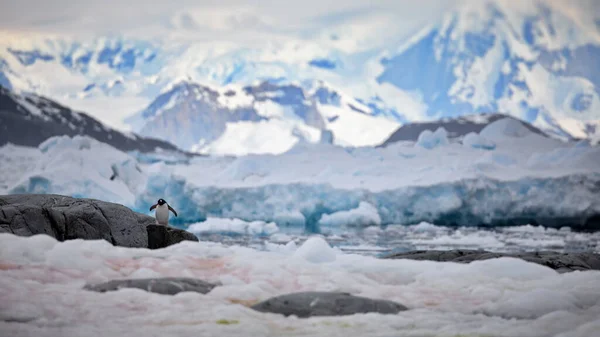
[379,113,550,147]
[0,85,188,154]
[127,80,399,155]
[0,0,599,151]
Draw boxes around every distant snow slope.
[126,80,398,154]
[0,85,186,154]
[0,0,598,152]
[2,117,599,230]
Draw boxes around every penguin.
[149,198,178,226]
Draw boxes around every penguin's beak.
[149,203,157,211]
[168,205,178,217]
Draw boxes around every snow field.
[0,233,599,337]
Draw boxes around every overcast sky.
[0,0,456,37]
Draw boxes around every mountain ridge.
[0,0,599,152]
[0,85,192,155]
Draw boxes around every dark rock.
[251,291,408,318]
[0,85,193,154]
[0,194,197,249]
[83,277,219,295]
[147,224,199,249]
[382,249,600,273]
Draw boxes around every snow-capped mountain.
[0,85,186,154]
[0,0,599,151]
[127,80,399,155]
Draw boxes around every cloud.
[0,0,455,38]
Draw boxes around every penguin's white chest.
[155,204,170,225]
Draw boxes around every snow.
[2,136,145,206]
[318,202,381,228]
[317,103,399,147]
[197,119,321,156]
[1,233,600,336]
[480,117,534,139]
[293,236,339,263]
[1,120,599,230]
[189,217,279,236]
[415,127,449,149]
[462,131,496,150]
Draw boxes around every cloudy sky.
[0,0,456,38]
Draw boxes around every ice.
[1,130,600,231]
[462,131,496,150]
[293,236,339,263]
[188,217,279,236]
[415,127,449,149]
[5,135,145,206]
[318,202,381,228]
[1,233,600,337]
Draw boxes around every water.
[188,223,600,257]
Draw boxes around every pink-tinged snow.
[1,233,599,337]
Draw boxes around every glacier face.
[0,0,598,151]
[2,118,599,231]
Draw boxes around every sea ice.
[188,217,279,236]
[318,201,381,228]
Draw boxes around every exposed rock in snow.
[84,277,219,295]
[250,291,408,317]
[383,250,600,273]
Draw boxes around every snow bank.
[318,202,381,227]
[188,217,279,236]
[415,127,449,149]
[1,233,600,336]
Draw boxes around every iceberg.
[415,127,449,149]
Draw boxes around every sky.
[0,0,456,38]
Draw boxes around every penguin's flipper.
[168,205,178,217]
[149,204,157,211]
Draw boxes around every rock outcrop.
[84,277,219,295]
[383,250,600,273]
[147,224,199,249]
[0,194,198,249]
[250,292,408,317]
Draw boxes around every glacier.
[1,117,599,232]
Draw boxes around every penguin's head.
[157,198,167,206]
